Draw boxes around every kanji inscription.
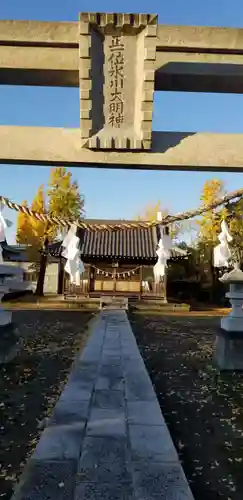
[79,12,158,150]
[108,36,125,129]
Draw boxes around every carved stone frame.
[79,13,158,150]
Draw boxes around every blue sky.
[1,0,243,243]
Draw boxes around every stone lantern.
[214,264,243,370]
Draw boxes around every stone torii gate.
[1,12,243,171]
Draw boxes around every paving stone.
[122,341,135,347]
[65,363,98,384]
[78,440,131,483]
[104,339,120,346]
[123,358,145,372]
[101,355,122,366]
[132,461,194,500]
[122,360,149,374]
[12,460,76,500]
[32,424,85,461]
[74,481,135,500]
[78,341,104,359]
[127,401,165,426]
[87,408,126,438]
[104,329,120,336]
[120,337,137,346]
[49,399,90,426]
[99,364,123,378]
[71,362,100,383]
[129,424,178,462]
[103,343,120,352]
[122,350,141,360]
[77,460,131,484]
[79,350,102,363]
[59,381,94,403]
[125,374,157,401]
[79,436,128,464]
[69,369,98,386]
[105,333,120,342]
[81,341,103,352]
[92,389,125,409]
[81,339,103,351]
[102,348,121,357]
[95,375,124,391]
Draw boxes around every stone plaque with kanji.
[79,13,158,150]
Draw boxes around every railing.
[64,278,164,299]
[64,279,89,296]
[142,280,165,298]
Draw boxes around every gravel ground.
[0,309,92,500]
[129,312,243,500]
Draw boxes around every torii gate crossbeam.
[1,13,243,171]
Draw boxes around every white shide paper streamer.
[0,205,12,263]
[61,224,84,285]
[153,212,172,283]
[213,220,233,268]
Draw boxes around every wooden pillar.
[163,269,168,303]
[112,267,116,292]
[57,259,64,294]
[88,264,96,295]
[87,264,91,295]
[139,265,143,299]
[35,234,49,297]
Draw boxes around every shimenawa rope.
[1,188,243,231]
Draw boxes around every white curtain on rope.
[213,220,233,268]
[0,205,12,263]
[61,224,85,286]
[153,227,172,283]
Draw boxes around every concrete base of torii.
[0,285,12,326]
[0,263,24,364]
[214,267,243,371]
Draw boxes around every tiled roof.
[47,223,188,260]
[80,226,158,259]
[1,242,28,261]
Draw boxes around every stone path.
[12,310,194,500]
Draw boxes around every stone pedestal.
[0,322,22,364]
[0,284,12,325]
[214,267,243,370]
[0,264,24,364]
[215,329,243,370]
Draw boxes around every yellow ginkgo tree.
[136,201,189,240]
[197,179,228,298]
[16,167,85,296]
